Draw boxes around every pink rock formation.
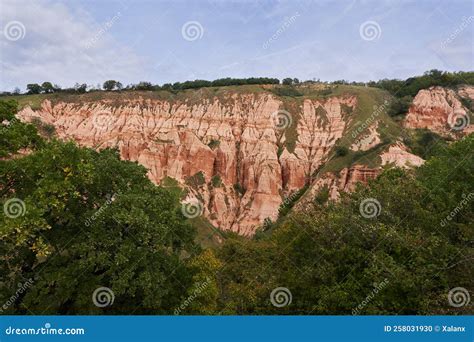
[350,123,381,151]
[302,165,381,203]
[302,141,425,205]
[404,86,473,135]
[17,93,356,236]
[18,85,469,235]
[380,142,424,168]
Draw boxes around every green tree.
[26,83,42,94]
[74,83,87,93]
[215,135,473,314]
[0,100,42,157]
[181,249,222,314]
[103,80,118,91]
[388,95,413,117]
[134,82,153,91]
[0,101,197,314]
[41,82,54,93]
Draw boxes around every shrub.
[335,146,349,157]
[211,175,222,188]
[208,139,220,150]
[387,96,413,117]
[233,183,246,195]
[272,87,303,97]
[185,171,206,188]
[31,117,55,139]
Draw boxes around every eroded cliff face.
[17,85,470,235]
[304,165,382,202]
[380,142,424,168]
[17,93,356,236]
[404,86,474,135]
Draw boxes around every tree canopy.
[0,101,197,314]
[216,135,473,314]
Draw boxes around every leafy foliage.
[26,84,42,94]
[387,95,413,117]
[211,175,222,188]
[31,117,55,139]
[403,129,449,159]
[0,101,197,314]
[185,171,206,189]
[215,135,473,314]
[369,70,474,98]
[270,86,303,97]
[0,100,43,157]
[103,80,121,91]
[335,146,349,157]
[41,82,54,93]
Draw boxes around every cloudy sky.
[0,0,472,91]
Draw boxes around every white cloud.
[0,0,146,91]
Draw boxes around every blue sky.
[0,0,473,91]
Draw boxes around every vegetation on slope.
[368,70,474,98]
[216,134,473,314]
[0,100,198,314]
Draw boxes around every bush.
[369,70,474,98]
[31,117,55,138]
[134,82,153,90]
[185,171,206,189]
[403,129,449,159]
[387,96,413,117]
[271,87,302,97]
[335,146,349,157]
[314,185,330,205]
[207,139,220,150]
[233,183,246,195]
[211,175,222,188]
